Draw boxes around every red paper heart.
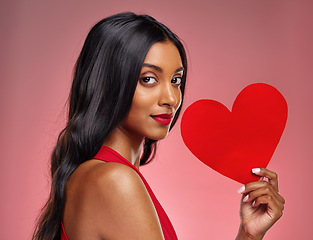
[181,83,288,184]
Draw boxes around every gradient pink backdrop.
[1,0,312,239]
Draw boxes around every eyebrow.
[142,63,184,74]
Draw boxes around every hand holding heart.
[236,168,285,239]
[180,83,287,239]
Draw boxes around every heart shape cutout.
[181,83,288,184]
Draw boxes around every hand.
[236,168,285,240]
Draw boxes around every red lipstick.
[151,113,173,125]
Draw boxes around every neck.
[103,127,144,169]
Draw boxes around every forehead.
[143,41,183,69]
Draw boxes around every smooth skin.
[63,41,285,240]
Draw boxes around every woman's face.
[120,40,184,141]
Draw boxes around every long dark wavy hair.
[32,12,188,240]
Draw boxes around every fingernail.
[252,200,256,207]
[252,168,261,174]
[243,195,249,202]
[237,185,245,194]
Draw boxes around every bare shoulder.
[75,160,143,191]
[63,160,164,240]
[82,161,148,203]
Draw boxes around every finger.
[242,186,285,210]
[239,181,285,205]
[251,195,284,220]
[251,168,279,191]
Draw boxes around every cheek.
[130,91,153,117]
[132,86,157,109]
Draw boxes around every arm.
[236,168,285,240]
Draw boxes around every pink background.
[1,0,312,239]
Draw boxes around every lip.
[151,113,173,125]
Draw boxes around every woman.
[33,12,285,240]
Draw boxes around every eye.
[140,76,157,85]
[171,77,182,86]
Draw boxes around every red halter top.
[61,146,178,240]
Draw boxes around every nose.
[159,81,180,107]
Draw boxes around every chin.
[147,130,169,141]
